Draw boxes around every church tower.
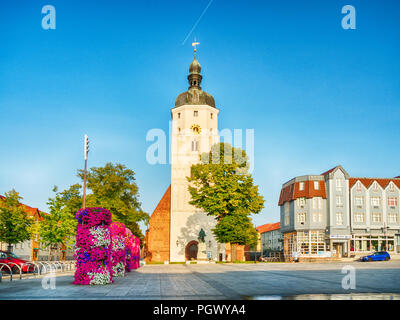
[147,49,225,263]
[169,51,222,262]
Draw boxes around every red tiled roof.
[256,222,280,233]
[321,166,339,176]
[0,195,47,219]
[278,180,326,206]
[349,178,400,190]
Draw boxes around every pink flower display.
[125,228,134,272]
[73,208,114,285]
[110,222,127,277]
[132,235,141,269]
[124,228,141,272]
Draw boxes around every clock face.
[190,124,201,135]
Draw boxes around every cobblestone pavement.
[1,261,399,300]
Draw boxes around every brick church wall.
[148,185,171,262]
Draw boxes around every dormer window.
[372,181,378,190]
[314,181,319,190]
[356,181,362,192]
[388,182,395,192]
[299,182,305,191]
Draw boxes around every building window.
[284,202,289,214]
[388,182,395,192]
[298,197,306,207]
[372,213,382,223]
[312,213,317,222]
[312,213,322,223]
[313,212,322,222]
[191,140,199,152]
[354,213,365,223]
[336,179,343,192]
[336,195,343,207]
[388,213,398,223]
[355,196,363,207]
[284,209,290,226]
[297,231,325,255]
[299,182,304,191]
[372,181,379,190]
[313,197,322,209]
[371,197,381,207]
[336,212,344,226]
[297,213,306,223]
[194,110,198,117]
[388,197,397,207]
[356,181,362,192]
[177,113,181,119]
[314,181,319,190]
[210,113,213,119]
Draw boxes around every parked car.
[361,251,390,262]
[0,251,35,273]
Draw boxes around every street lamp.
[82,134,89,208]
[382,224,389,251]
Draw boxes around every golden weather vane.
[192,38,200,53]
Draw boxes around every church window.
[191,140,199,152]
[177,113,181,119]
[194,110,198,117]
[210,113,213,119]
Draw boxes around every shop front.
[351,234,397,254]
[284,230,330,260]
[329,235,351,258]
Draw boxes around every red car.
[0,250,36,274]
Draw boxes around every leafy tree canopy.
[188,143,265,219]
[0,189,34,248]
[77,162,148,240]
[40,185,81,249]
[212,209,258,246]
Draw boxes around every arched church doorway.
[185,241,198,261]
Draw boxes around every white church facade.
[147,51,227,262]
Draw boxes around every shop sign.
[330,235,351,239]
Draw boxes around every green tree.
[188,143,264,218]
[212,209,258,261]
[78,162,148,240]
[187,143,264,261]
[0,190,34,253]
[40,185,81,260]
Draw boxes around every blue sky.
[0,0,399,231]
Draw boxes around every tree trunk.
[7,244,13,253]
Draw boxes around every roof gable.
[349,178,400,190]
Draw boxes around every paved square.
[1,261,400,300]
